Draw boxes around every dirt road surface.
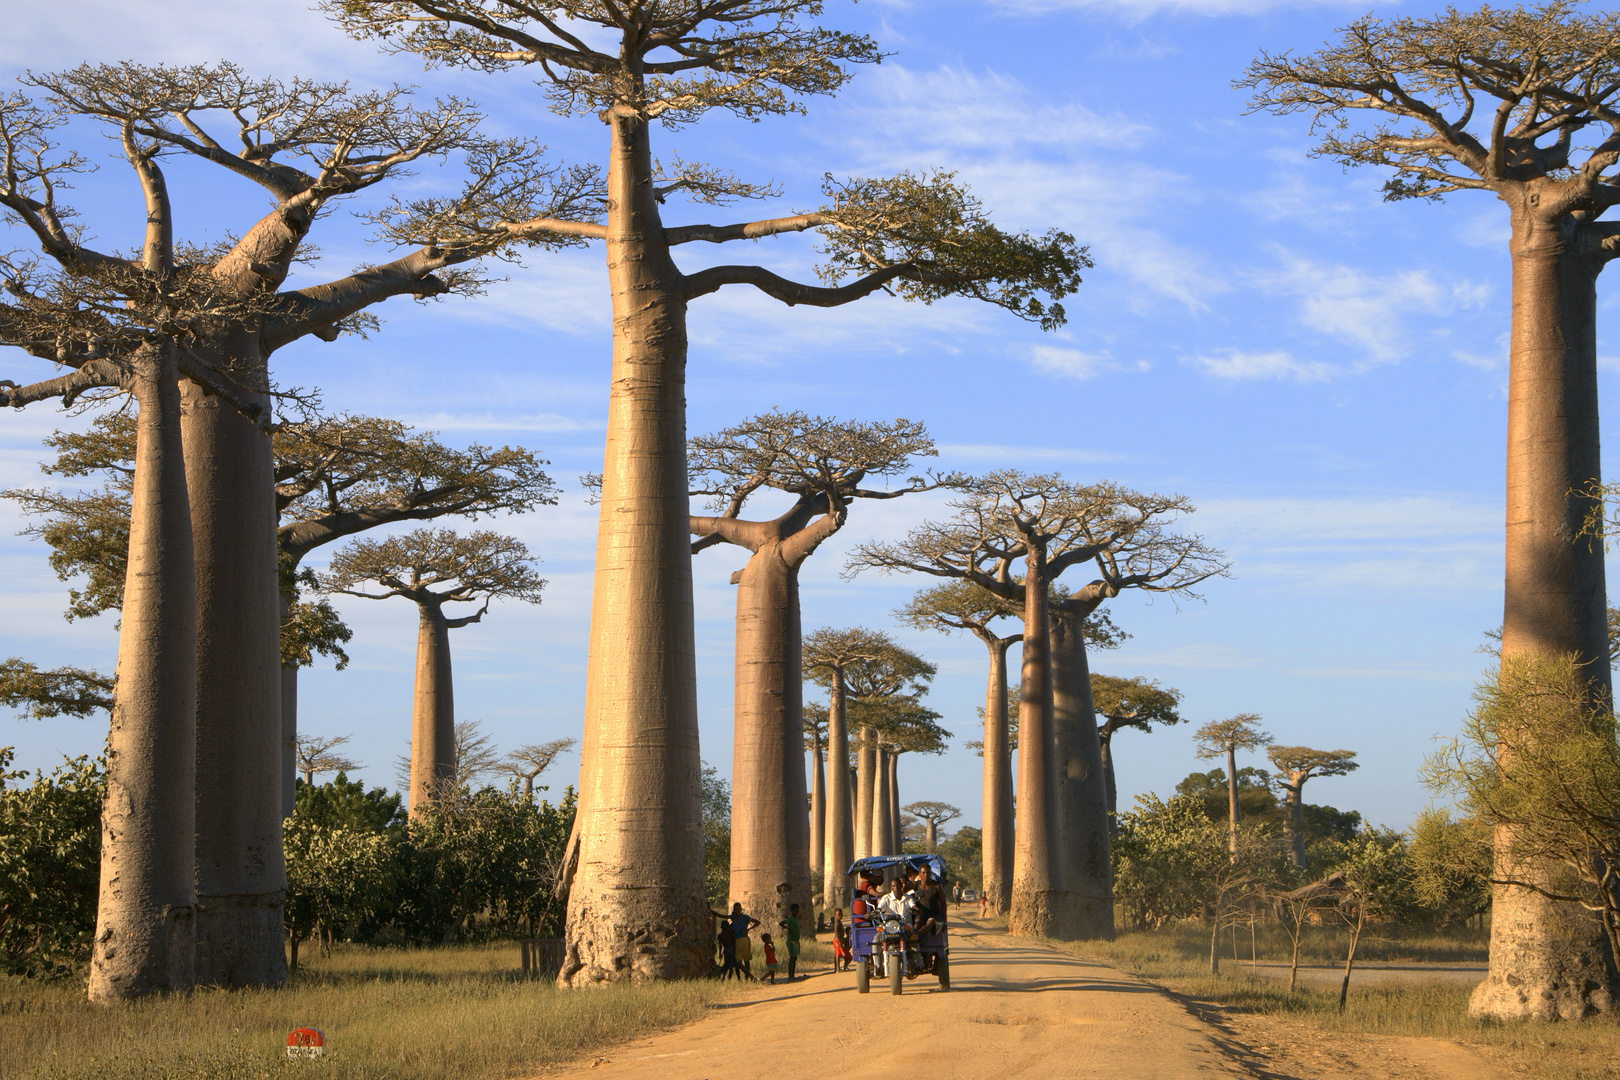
[539,920,1514,1080]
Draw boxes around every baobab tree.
[1242,1,1620,1018]
[687,412,950,928]
[851,473,1226,939]
[323,529,545,814]
[293,734,363,787]
[871,700,950,855]
[907,801,962,853]
[1267,746,1358,870]
[804,705,828,898]
[1194,716,1273,854]
[1,63,594,995]
[804,628,934,906]
[326,0,1088,985]
[506,737,577,802]
[1091,675,1184,820]
[898,580,1020,912]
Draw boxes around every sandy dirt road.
[539,921,1514,1080]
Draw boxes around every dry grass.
[1061,924,1620,1080]
[0,942,753,1080]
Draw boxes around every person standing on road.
[761,933,780,984]
[778,903,803,980]
[717,920,740,980]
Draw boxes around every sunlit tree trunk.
[872,747,891,854]
[1225,746,1241,853]
[562,108,707,985]
[822,674,853,911]
[854,725,876,859]
[727,544,810,930]
[88,350,197,1003]
[1475,205,1620,1020]
[982,638,1014,914]
[410,598,457,815]
[809,738,824,902]
[1279,772,1307,871]
[887,751,901,851]
[924,817,937,852]
[1049,606,1113,940]
[183,363,287,990]
[1009,545,1061,938]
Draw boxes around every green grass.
[0,942,754,1080]
[1061,924,1620,1080]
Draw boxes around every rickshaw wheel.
[889,960,903,995]
[856,961,870,994]
[937,952,950,990]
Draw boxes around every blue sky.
[2,0,1606,835]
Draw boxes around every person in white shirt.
[875,876,916,928]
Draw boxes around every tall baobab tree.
[506,737,578,802]
[868,698,950,854]
[1,63,593,994]
[1267,746,1358,870]
[1194,716,1273,854]
[1091,675,1184,820]
[293,734,362,787]
[687,412,950,928]
[898,580,1020,912]
[323,529,545,814]
[851,474,1226,939]
[1241,1,1620,1019]
[906,802,962,853]
[804,628,934,904]
[804,705,828,898]
[327,0,1088,985]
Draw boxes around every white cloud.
[1193,349,1334,382]
[1027,344,1145,380]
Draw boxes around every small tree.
[1408,807,1493,929]
[294,735,363,788]
[906,802,962,853]
[0,750,102,977]
[505,737,577,802]
[324,529,544,814]
[1267,746,1358,871]
[1090,674,1183,820]
[1194,715,1273,853]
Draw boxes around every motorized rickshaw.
[845,854,950,995]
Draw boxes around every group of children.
[711,901,803,984]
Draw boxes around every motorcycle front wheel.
[889,954,903,996]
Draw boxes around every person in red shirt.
[760,933,780,984]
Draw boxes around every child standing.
[760,933,779,984]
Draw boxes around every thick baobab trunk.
[872,748,891,855]
[727,546,810,931]
[1049,608,1113,940]
[924,817,937,852]
[1475,211,1620,1020]
[822,676,853,912]
[982,639,1014,915]
[809,740,824,903]
[561,109,707,986]
[89,353,197,1003]
[1225,746,1241,853]
[410,600,457,814]
[854,725,876,859]
[1009,548,1061,938]
[183,370,287,991]
[1281,775,1307,871]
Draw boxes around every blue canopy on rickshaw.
[844,854,948,881]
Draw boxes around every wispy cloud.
[1028,344,1148,380]
[1193,349,1334,382]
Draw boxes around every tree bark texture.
[981,638,1014,915]
[1049,608,1114,940]
[726,547,810,931]
[89,352,197,1003]
[183,372,287,990]
[1009,548,1061,938]
[822,675,853,912]
[855,725,876,859]
[1477,206,1620,1020]
[562,110,707,986]
[410,600,457,815]
[809,741,824,902]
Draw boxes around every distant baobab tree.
[1194,716,1273,854]
[1091,675,1184,821]
[324,529,545,815]
[1267,746,1358,870]
[326,0,1089,985]
[506,737,577,802]
[906,802,962,853]
[293,734,363,788]
[688,411,952,929]
[1242,1,1620,1019]
[851,473,1226,940]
